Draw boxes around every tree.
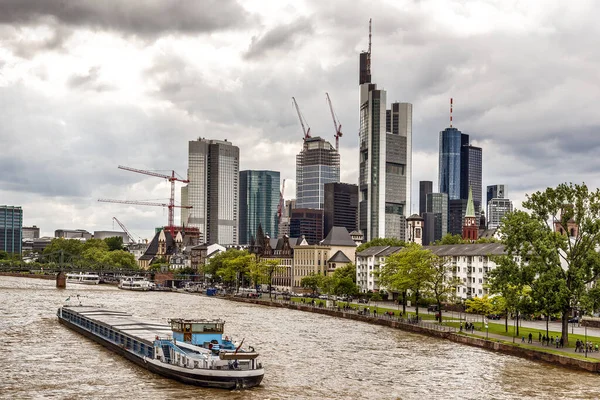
[260,259,284,299]
[0,251,8,260]
[204,249,246,278]
[465,295,495,325]
[104,236,124,251]
[301,274,323,295]
[104,250,137,269]
[356,238,406,253]
[377,243,435,319]
[425,255,461,323]
[217,253,254,290]
[499,183,600,345]
[433,233,467,245]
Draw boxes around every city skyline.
[2,1,600,240]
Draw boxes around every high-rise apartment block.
[324,182,358,236]
[295,137,340,209]
[486,185,512,229]
[358,22,412,241]
[182,138,239,244]
[1,206,23,254]
[239,170,280,245]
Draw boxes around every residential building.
[425,243,506,300]
[324,183,358,236]
[320,226,357,273]
[181,138,239,244]
[487,198,513,229]
[296,137,340,209]
[127,242,149,261]
[137,228,196,269]
[22,226,40,240]
[358,43,412,241]
[356,245,404,293]
[1,206,22,254]
[419,181,433,215]
[239,170,280,245]
[426,192,448,241]
[54,229,92,240]
[190,243,226,275]
[290,208,324,245]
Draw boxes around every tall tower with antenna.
[358,19,412,242]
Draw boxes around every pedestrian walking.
[528,333,532,343]
[521,336,525,343]
[460,322,463,332]
[538,332,542,342]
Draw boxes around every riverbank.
[0,272,55,280]
[225,295,600,374]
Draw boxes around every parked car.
[487,314,502,320]
[568,316,580,323]
[358,298,369,304]
[318,294,328,300]
[427,305,439,312]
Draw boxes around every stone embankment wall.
[0,272,55,280]
[228,296,600,374]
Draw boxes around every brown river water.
[1,276,599,400]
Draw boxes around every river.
[1,276,598,400]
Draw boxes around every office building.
[448,199,468,236]
[278,199,295,239]
[290,208,324,245]
[419,181,433,215]
[439,127,468,200]
[1,206,22,254]
[426,192,448,242]
[324,183,358,236]
[55,229,92,240]
[422,212,436,245]
[487,198,513,229]
[358,23,412,241]
[22,226,40,240]
[93,231,129,242]
[182,138,239,244]
[487,184,506,205]
[461,144,482,215]
[239,170,280,245]
[295,137,340,209]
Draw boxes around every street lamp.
[585,325,588,358]
[486,324,489,340]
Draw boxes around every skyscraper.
[419,181,433,215]
[239,170,280,245]
[461,144,482,214]
[290,208,324,245]
[358,22,412,241]
[295,137,340,209]
[439,127,468,200]
[1,205,22,254]
[487,185,512,229]
[182,138,239,244]
[487,184,506,204]
[324,182,358,236]
[426,192,448,242]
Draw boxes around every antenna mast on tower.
[450,98,453,128]
[367,18,372,78]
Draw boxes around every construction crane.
[99,165,191,236]
[277,179,287,224]
[112,217,137,244]
[326,92,342,151]
[292,97,311,141]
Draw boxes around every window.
[479,268,482,273]
[479,278,482,283]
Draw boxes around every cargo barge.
[57,306,264,389]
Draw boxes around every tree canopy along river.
[1,276,599,400]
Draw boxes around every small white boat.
[66,273,100,285]
[118,276,154,291]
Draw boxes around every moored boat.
[56,306,264,389]
[118,276,154,291]
[66,272,100,285]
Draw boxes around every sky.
[2,0,600,241]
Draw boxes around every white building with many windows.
[356,246,404,293]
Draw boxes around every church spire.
[465,186,475,218]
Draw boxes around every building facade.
[295,137,340,209]
[486,184,506,205]
[278,199,295,239]
[324,183,358,236]
[93,231,129,242]
[461,144,483,215]
[487,198,513,229]
[358,73,412,241]
[1,206,22,254]
[239,170,280,245]
[55,229,92,240]
[289,208,324,245]
[356,245,404,293]
[419,181,433,215]
[426,192,448,242]
[182,138,239,244]
[462,188,478,241]
[448,199,468,236]
[439,127,467,200]
[22,226,40,240]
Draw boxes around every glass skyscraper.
[239,170,280,245]
[438,127,468,200]
[461,144,483,214]
[0,206,22,255]
[295,137,340,209]
[425,193,448,242]
[182,138,239,244]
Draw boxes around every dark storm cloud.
[0,0,253,35]
[244,17,314,60]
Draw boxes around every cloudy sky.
[1,0,599,240]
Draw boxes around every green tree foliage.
[259,259,285,299]
[499,182,600,344]
[217,252,254,289]
[356,238,406,253]
[104,250,137,269]
[0,251,8,260]
[301,273,323,295]
[39,238,137,270]
[377,243,435,318]
[465,295,495,325]
[204,249,246,278]
[104,236,124,251]
[433,234,466,245]
[425,255,461,323]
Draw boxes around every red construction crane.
[292,97,311,141]
[277,179,287,224]
[100,165,191,236]
[112,217,137,244]
[326,92,342,151]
